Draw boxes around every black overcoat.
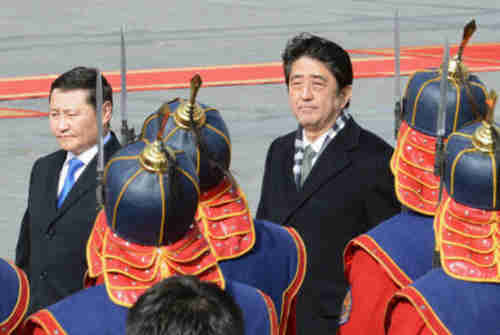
[256,118,400,334]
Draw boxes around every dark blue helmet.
[436,117,500,282]
[444,121,500,210]
[141,98,231,192]
[104,139,200,246]
[391,65,488,215]
[403,68,488,137]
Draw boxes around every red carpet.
[1,43,499,118]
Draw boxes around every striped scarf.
[293,110,351,189]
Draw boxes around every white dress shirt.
[57,132,111,196]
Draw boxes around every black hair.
[49,66,113,109]
[282,32,353,108]
[126,276,245,335]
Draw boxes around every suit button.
[46,230,55,240]
[40,271,48,279]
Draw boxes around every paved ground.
[1,0,499,259]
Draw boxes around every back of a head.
[126,276,244,335]
[390,64,488,215]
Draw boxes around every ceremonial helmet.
[391,22,488,215]
[0,258,29,334]
[140,75,231,192]
[104,138,200,246]
[436,94,500,282]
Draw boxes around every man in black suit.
[256,33,400,334]
[15,67,121,314]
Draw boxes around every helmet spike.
[189,74,202,107]
[173,74,206,129]
[486,89,498,123]
[449,19,476,82]
[457,19,477,62]
[471,90,498,153]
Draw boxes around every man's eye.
[313,82,325,88]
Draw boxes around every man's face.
[49,89,111,155]
[288,56,351,140]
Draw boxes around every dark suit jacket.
[15,132,121,314]
[256,118,400,334]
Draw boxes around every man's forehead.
[49,89,95,113]
[290,57,332,78]
[50,88,91,104]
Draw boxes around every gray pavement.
[1,0,499,259]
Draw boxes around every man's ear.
[102,101,112,126]
[339,85,353,109]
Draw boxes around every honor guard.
[21,114,278,335]
[140,75,306,335]
[0,258,29,335]
[386,94,500,334]
[338,20,488,334]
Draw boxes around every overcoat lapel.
[282,119,361,225]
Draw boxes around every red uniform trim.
[258,290,279,335]
[0,261,30,335]
[86,213,105,282]
[21,310,67,335]
[389,286,451,335]
[278,227,307,335]
[86,210,226,308]
[344,234,412,289]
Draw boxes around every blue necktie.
[57,157,84,208]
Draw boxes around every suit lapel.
[55,159,98,216]
[49,132,121,223]
[44,151,66,222]
[282,119,361,225]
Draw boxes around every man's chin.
[298,119,319,131]
[57,141,78,154]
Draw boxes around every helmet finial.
[173,74,206,129]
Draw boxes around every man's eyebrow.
[290,74,327,82]
[310,74,327,82]
[49,107,80,113]
[290,74,304,80]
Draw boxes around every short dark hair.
[282,32,353,92]
[126,276,245,335]
[49,66,113,109]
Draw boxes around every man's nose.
[56,116,69,131]
[301,82,313,100]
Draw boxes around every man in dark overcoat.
[256,33,400,334]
